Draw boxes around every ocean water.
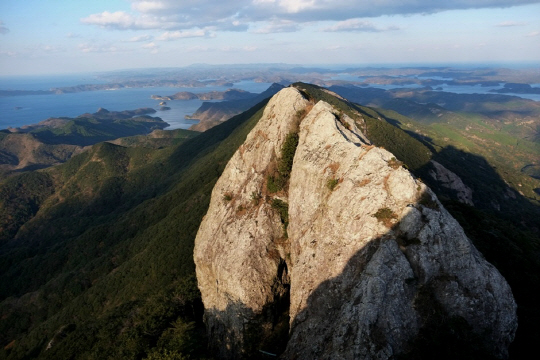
[328,73,540,101]
[0,76,273,130]
[1,74,538,131]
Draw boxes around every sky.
[0,0,539,75]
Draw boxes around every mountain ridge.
[194,86,517,359]
[0,84,538,359]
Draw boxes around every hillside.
[0,100,267,360]
[0,108,169,179]
[0,85,539,359]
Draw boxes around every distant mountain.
[490,83,540,94]
[186,83,285,131]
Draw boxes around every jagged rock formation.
[194,87,517,359]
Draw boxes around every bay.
[0,80,273,130]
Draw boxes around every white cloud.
[322,19,399,32]
[142,42,159,53]
[0,20,9,34]
[252,20,300,33]
[66,32,81,38]
[82,1,540,33]
[131,1,170,13]
[156,29,208,41]
[277,0,317,13]
[142,42,158,49]
[526,31,539,37]
[81,11,164,30]
[125,34,153,42]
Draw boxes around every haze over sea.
[1,72,539,131]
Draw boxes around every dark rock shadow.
[280,197,515,360]
[415,145,540,232]
[204,187,519,359]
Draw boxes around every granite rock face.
[193,87,517,359]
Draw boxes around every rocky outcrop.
[194,87,517,359]
[428,160,474,205]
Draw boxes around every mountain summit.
[194,86,517,359]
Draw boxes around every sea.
[1,73,539,131]
[0,74,273,130]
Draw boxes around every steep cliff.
[194,86,517,359]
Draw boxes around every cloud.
[125,34,153,42]
[252,20,300,33]
[526,31,539,37]
[142,42,158,49]
[81,11,164,30]
[66,32,81,38]
[155,29,209,41]
[496,21,527,27]
[82,1,540,32]
[322,19,399,32]
[142,42,159,53]
[0,20,9,34]
[247,0,540,21]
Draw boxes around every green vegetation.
[388,157,403,170]
[326,178,339,191]
[267,132,299,193]
[110,129,198,148]
[363,114,432,172]
[278,132,299,178]
[251,191,262,205]
[1,82,540,359]
[372,207,397,227]
[292,83,432,172]
[292,82,357,120]
[271,199,289,238]
[0,99,269,360]
[30,114,168,146]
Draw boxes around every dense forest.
[0,84,539,359]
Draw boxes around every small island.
[151,88,255,101]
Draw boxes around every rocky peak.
[194,87,517,359]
